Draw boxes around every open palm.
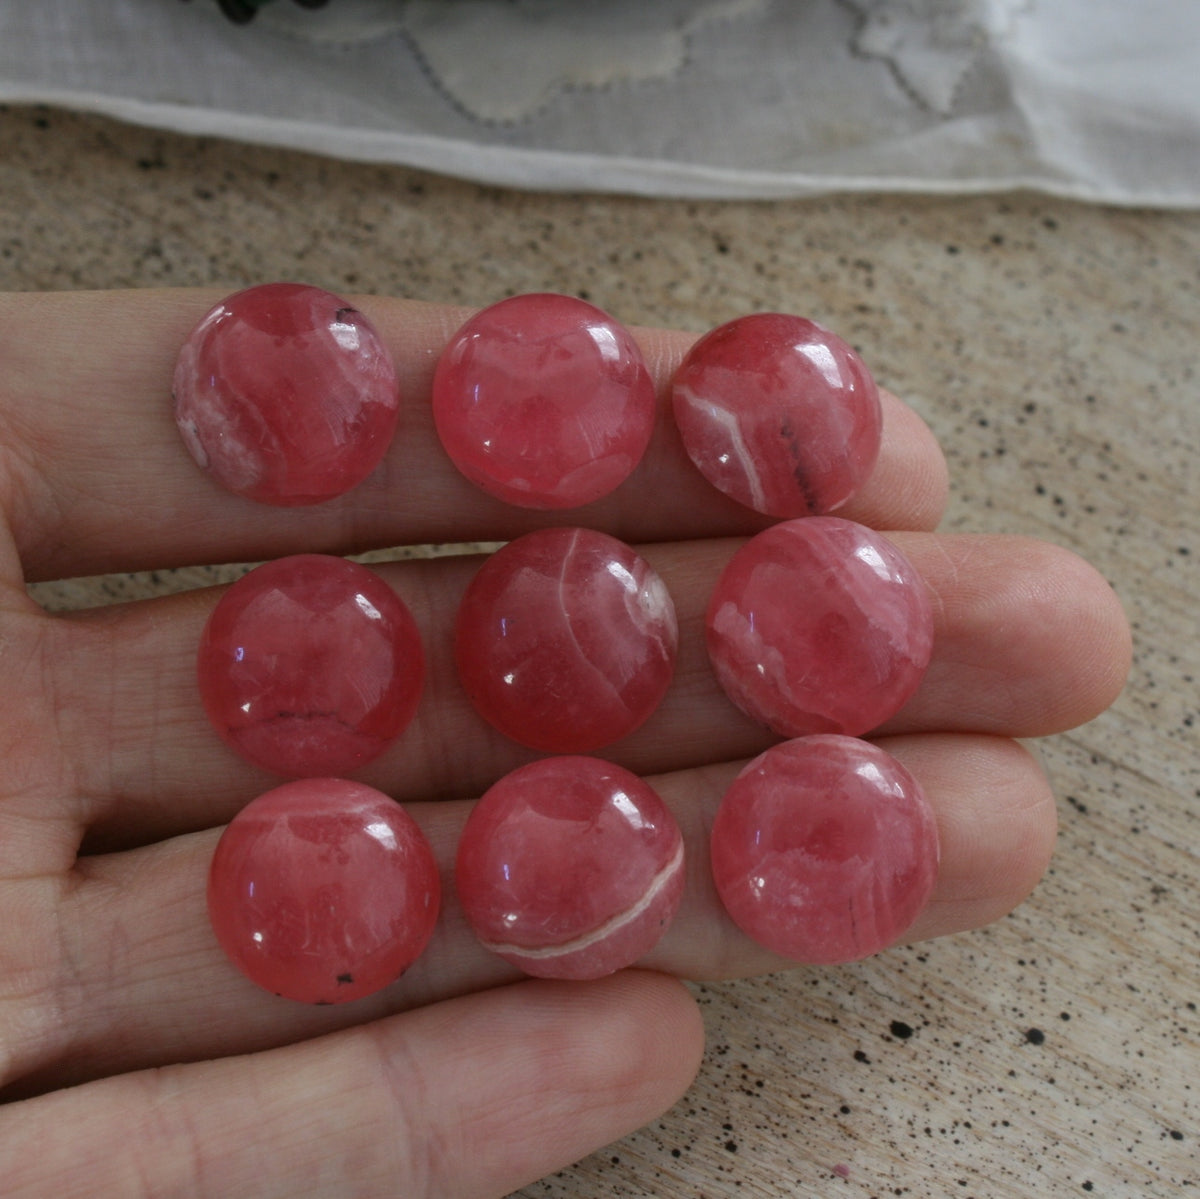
[0,290,1130,1197]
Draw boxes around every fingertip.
[989,539,1132,731]
[849,388,950,532]
[887,534,1133,738]
[1054,547,1133,719]
[885,733,1059,943]
[960,737,1059,916]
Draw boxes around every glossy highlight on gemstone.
[455,757,685,979]
[198,554,425,777]
[455,528,678,752]
[672,313,882,518]
[711,735,939,963]
[431,292,656,509]
[207,779,441,1003]
[173,282,399,505]
[706,517,934,737]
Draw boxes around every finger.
[650,732,1059,976]
[0,970,703,1199]
[46,533,1128,845]
[884,530,1133,736]
[0,289,947,584]
[14,733,1050,1094]
[888,734,1058,945]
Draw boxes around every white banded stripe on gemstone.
[478,837,685,961]
[675,384,767,512]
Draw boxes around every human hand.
[0,290,1130,1196]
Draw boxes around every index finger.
[0,289,948,585]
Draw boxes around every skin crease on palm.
[0,291,1130,1198]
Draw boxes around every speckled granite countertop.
[1,105,1196,1197]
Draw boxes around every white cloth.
[1,0,1198,205]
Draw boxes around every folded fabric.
[2,0,1197,205]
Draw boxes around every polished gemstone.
[198,554,425,777]
[431,293,656,509]
[207,779,440,1003]
[711,735,939,963]
[672,313,882,517]
[706,517,933,737]
[455,757,685,979]
[455,528,677,752]
[173,282,399,505]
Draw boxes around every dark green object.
[204,0,330,24]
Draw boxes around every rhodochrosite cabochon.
[431,292,656,508]
[706,517,934,737]
[711,736,940,963]
[454,527,678,752]
[207,779,441,1004]
[197,554,425,778]
[173,282,399,505]
[455,757,685,979]
[672,313,882,518]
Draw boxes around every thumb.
[2,970,705,1199]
